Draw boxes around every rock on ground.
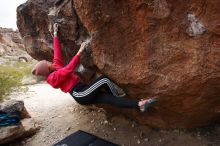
[0,100,38,145]
[17,0,220,128]
[0,100,30,119]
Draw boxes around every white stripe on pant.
[71,77,119,98]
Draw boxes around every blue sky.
[0,0,27,30]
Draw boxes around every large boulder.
[17,0,220,128]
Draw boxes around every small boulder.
[0,100,30,119]
[0,100,38,145]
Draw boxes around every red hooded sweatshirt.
[47,36,80,92]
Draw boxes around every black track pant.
[69,76,138,109]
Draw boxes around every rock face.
[0,27,31,65]
[17,0,220,128]
[0,27,25,56]
[17,0,89,63]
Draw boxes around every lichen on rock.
[186,13,206,36]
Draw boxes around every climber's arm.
[77,41,87,56]
[53,23,64,69]
[63,41,87,71]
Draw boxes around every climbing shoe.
[139,98,157,112]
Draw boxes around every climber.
[31,23,157,112]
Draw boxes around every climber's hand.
[53,23,59,36]
[77,42,87,55]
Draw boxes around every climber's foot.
[138,98,157,112]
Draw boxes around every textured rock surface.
[0,27,25,56]
[17,0,220,128]
[17,0,89,63]
[0,119,38,145]
[0,125,25,144]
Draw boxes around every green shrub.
[0,61,34,101]
[0,66,22,100]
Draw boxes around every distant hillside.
[0,27,30,58]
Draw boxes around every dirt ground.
[7,83,220,146]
